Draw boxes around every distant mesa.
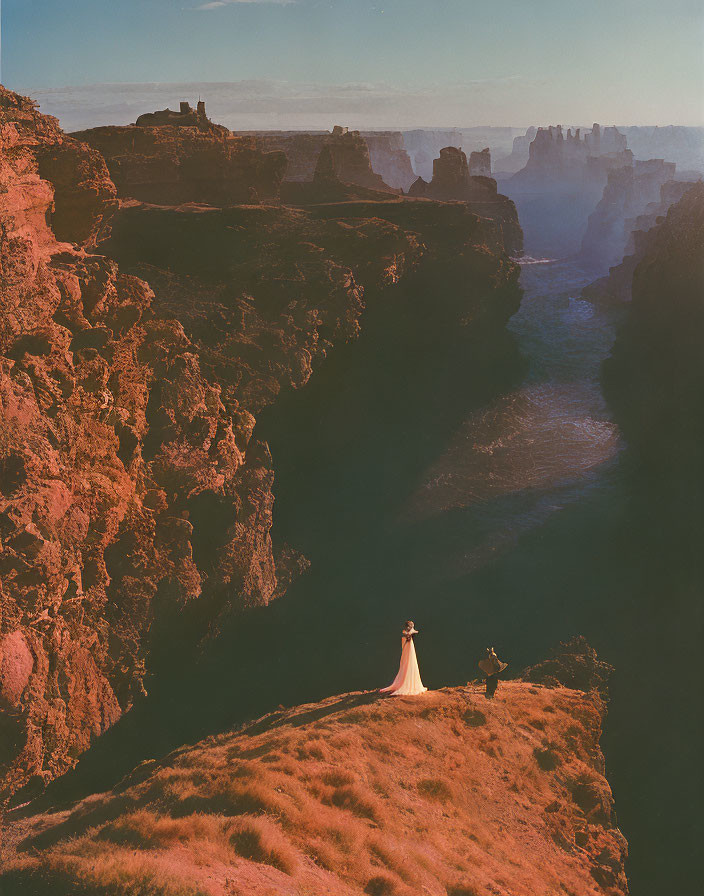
[513,123,633,185]
[72,100,287,206]
[469,147,492,177]
[136,99,208,128]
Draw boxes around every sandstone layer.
[0,87,521,799]
[71,115,287,206]
[1,676,627,896]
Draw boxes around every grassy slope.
[1,683,627,896]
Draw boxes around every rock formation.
[409,147,523,255]
[517,124,630,178]
[582,175,698,295]
[1,676,628,896]
[360,131,417,192]
[493,126,537,174]
[135,99,216,131]
[402,128,519,181]
[602,183,704,464]
[71,110,287,206]
[498,124,635,257]
[0,86,522,800]
[313,128,397,193]
[250,127,410,191]
[580,158,679,269]
[523,636,614,695]
[469,147,491,177]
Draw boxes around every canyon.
[2,85,702,896]
[0,88,520,804]
[496,123,701,261]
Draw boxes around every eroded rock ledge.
[0,87,521,800]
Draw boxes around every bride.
[381,620,427,696]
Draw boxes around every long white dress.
[381,631,427,696]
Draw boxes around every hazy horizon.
[18,80,704,135]
[4,1,704,129]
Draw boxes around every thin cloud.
[195,0,295,9]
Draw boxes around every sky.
[3,0,704,127]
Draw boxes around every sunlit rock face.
[0,86,522,799]
[71,105,288,206]
[408,146,523,255]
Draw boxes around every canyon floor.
[1,681,627,896]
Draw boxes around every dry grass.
[227,816,298,874]
[416,777,454,802]
[1,684,627,896]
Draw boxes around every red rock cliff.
[71,119,287,206]
[0,88,521,800]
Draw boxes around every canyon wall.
[0,88,521,800]
[245,131,328,182]
[580,159,680,270]
[602,183,704,467]
[582,176,697,297]
[71,111,287,206]
[360,131,417,191]
[493,126,537,174]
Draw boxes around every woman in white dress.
[380,620,427,696]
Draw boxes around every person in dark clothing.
[478,647,508,698]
